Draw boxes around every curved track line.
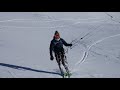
[71,34,120,73]
[75,33,120,66]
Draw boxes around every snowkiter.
[49,31,72,77]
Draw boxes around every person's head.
[54,31,60,39]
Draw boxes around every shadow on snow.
[0,63,61,76]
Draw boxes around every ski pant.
[54,50,69,73]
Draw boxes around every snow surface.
[0,12,120,78]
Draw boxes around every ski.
[63,72,72,78]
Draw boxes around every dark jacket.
[50,38,72,57]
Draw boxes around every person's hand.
[69,44,72,47]
[50,56,54,61]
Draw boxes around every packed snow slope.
[0,12,120,78]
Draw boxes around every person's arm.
[61,38,72,46]
[49,41,54,57]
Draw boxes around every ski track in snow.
[0,20,113,29]
[0,14,120,77]
[0,18,108,22]
[71,33,120,73]
[0,18,112,29]
[71,13,120,74]
[7,70,16,78]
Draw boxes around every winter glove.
[50,56,54,61]
[69,44,72,47]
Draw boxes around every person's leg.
[55,53,64,77]
[61,51,69,74]
[61,52,71,78]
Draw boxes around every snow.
[0,12,120,78]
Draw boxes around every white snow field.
[0,12,120,78]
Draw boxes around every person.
[49,31,72,77]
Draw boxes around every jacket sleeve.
[49,40,54,57]
[61,38,72,46]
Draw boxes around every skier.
[49,31,72,77]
